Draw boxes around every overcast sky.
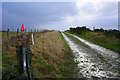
[2,2,118,31]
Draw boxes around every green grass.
[63,32,80,42]
[59,32,72,52]
[2,53,16,70]
[2,31,79,79]
[63,32,92,50]
[67,31,120,53]
[2,32,21,39]
[28,31,79,78]
[59,31,79,77]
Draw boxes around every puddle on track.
[62,33,120,79]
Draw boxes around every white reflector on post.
[31,33,34,45]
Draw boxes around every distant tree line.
[69,26,91,34]
[94,28,120,39]
[69,26,120,39]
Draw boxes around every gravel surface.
[62,33,120,80]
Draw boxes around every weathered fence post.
[11,24,34,79]
[16,46,23,74]
[37,29,38,32]
[25,28,27,32]
[7,29,9,37]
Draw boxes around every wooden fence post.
[11,24,34,79]
[25,28,27,32]
[37,29,38,32]
[7,29,9,37]
[17,29,19,36]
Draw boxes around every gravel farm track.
[62,32,120,80]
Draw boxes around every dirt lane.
[62,32,120,79]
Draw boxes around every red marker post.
[21,24,25,35]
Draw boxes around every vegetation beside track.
[66,26,120,53]
[2,31,78,79]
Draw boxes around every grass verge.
[31,31,78,78]
[2,31,78,79]
[66,31,120,53]
[63,32,80,43]
[63,32,89,48]
[2,32,21,39]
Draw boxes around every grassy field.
[2,31,78,79]
[2,32,21,39]
[67,31,120,53]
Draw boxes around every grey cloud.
[3,2,78,17]
[2,2,78,30]
[2,2,118,31]
[80,2,117,17]
[100,2,117,17]
[89,16,118,30]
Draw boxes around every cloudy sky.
[2,1,118,31]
